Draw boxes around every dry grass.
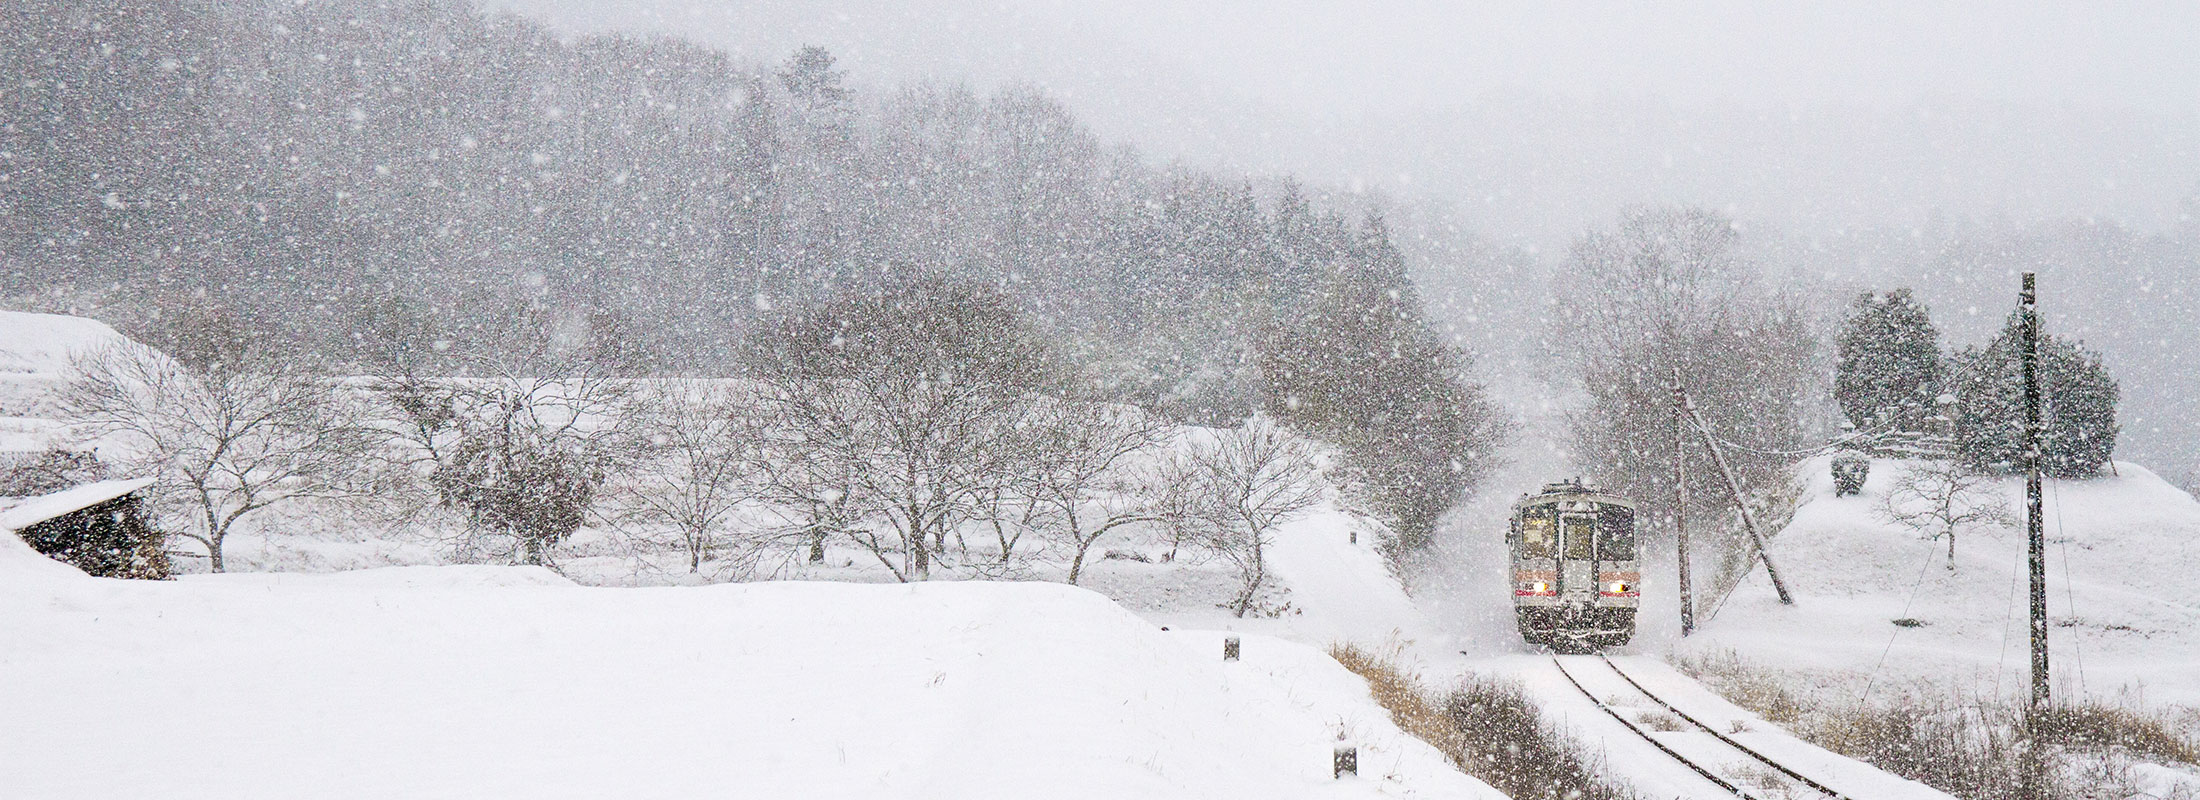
[1327,643,1469,761]
[2032,702,2198,766]
[1676,650,2200,800]
[1674,650,1809,725]
[1330,642,1635,800]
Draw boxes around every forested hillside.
[2,0,1506,553]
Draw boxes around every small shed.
[1,478,169,579]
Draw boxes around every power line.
[1858,536,1945,709]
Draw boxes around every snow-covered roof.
[0,478,156,531]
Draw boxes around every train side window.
[1562,516,1596,559]
[1599,508,1637,560]
[1518,509,1555,558]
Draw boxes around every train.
[1509,479,1639,650]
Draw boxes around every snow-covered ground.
[1685,456,2200,709]
[0,527,1501,799]
[0,311,1492,797]
[8,308,2194,798]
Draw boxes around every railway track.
[1550,654,1852,800]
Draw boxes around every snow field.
[1687,456,2200,708]
[1,529,1501,799]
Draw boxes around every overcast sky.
[490,0,2200,245]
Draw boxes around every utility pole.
[2020,271,2049,800]
[1674,369,1695,636]
[1680,388,1795,605]
[2023,271,2048,712]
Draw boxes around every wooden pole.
[1674,369,1695,635]
[1680,391,1796,605]
[2020,271,2050,800]
[2022,271,2048,712]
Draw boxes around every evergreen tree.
[1952,313,2120,478]
[1836,289,1944,432]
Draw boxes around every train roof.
[1512,480,1638,512]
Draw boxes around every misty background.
[491,0,2200,479]
[9,0,2199,485]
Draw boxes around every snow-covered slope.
[1685,456,2200,706]
[0,310,133,450]
[0,310,127,378]
[0,536,1499,799]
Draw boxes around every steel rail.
[1548,655,1755,799]
[1597,655,1851,800]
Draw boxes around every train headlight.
[1608,581,1630,594]
[1533,581,1550,594]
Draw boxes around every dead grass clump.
[1328,643,1633,800]
[1327,643,1467,759]
[1673,650,1807,725]
[2033,702,2199,766]
[1813,695,2034,800]
[1320,641,1636,800]
[1677,650,2199,800]
[1442,672,1635,800]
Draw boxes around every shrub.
[1677,651,2199,800]
[13,493,171,579]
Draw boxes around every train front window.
[1518,508,1555,558]
[1599,508,1637,560]
[1562,516,1596,560]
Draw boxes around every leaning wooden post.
[1680,390,1796,605]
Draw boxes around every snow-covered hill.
[0,310,132,450]
[0,514,1497,799]
[1684,456,2200,707]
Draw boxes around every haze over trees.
[1552,208,1823,537]
[5,0,1514,563]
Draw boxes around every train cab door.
[1558,512,1598,606]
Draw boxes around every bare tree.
[1875,459,2014,567]
[1020,399,1169,584]
[613,380,766,574]
[1554,208,1826,543]
[58,341,383,572]
[369,310,639,568]
[746,278,1053,581]
[1177,418,1326,617]
[436,370,631,567]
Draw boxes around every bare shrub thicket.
[1329,643,1634,800]
[372,319,639,567]
[60,334,385,572]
